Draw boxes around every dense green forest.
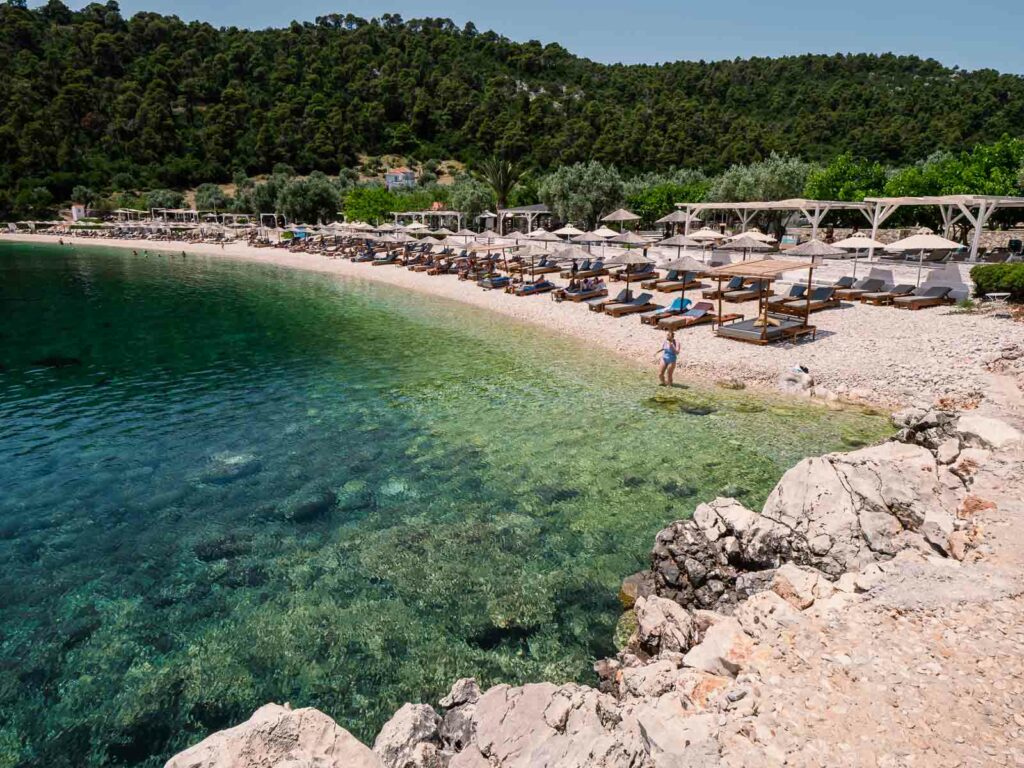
[3,0,1024,218]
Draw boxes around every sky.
[64,0,1024,74]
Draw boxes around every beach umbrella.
[832,232,888,277]
[654,210,693,225]
[432,226,455,236]
[376,223,396,232]
[659,253,706,273]
[404,222,429,232]
[551,244,594,262]
[553,224,585,237]
[688,227,724,241]
[570,230,605,243]
[604,249,654,298]
[592,225,620,238]
[885,230,961,286]
[609,230,649,247]
[601,208,640,232]
[728,230,776,243]
[512,243,554,279]
[455,228,478,237]
[783,238,847,258]
[719,234,772,261]
[656,233,702,261]
[476,228,501,243]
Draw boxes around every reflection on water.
[0,243,891,766]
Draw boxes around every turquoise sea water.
[0,243,890,766]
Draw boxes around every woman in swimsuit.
[656,331,680,387]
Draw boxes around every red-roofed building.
[385,167,416,190]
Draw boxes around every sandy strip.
[5,233,1020,410]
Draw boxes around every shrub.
[970,264,1024,301]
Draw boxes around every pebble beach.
[6,232,1021,410]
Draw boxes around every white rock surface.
[956,414,1023,450]
[164,703,382,768]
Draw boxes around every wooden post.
[804,265,814,328]
[716,277,723,325]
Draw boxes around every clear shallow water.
[0,243,891,766]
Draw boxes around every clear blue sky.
[64,0,1023,73]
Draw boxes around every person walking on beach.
[656,331,680,387]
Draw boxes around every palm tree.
[475,157,521,211]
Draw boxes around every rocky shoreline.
[165,403,1023,768]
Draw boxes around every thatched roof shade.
[705,258,811,280]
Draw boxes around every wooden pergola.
[392,210,465,229]
[862,195,1024,262]
[704,258,819,344]
[677,199,871,241]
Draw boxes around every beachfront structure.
[677,195,1024,262]
[385,167,416,190]
[392,210,465,229]
[677,199,870,241]
[498,204,551,235]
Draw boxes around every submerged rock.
[164,703,381,768]
[31,355,83,368]
[281,488,337,523]
[198,453,262,485]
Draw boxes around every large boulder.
[632,596,697,656]
[165,703,381,768]
[756,441,963,577]
[373,704,441,768]
[682,618,754,678]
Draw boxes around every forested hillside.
[2,0,1024,211]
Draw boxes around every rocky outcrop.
[164,703,382,768]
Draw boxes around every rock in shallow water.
[197,453,262,485]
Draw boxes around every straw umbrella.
[832,232,887,278]
[604,249,654,299]
[592,225,620,238]
[783,239,847,259]
[884,229,961,286]
[658,252,707,306]
[601,208,641,232]
[656,233,703,261]
[719,234,772,262]
[609,230,649,247]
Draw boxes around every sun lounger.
[702,276,744,299]
[766,284,806,308]
[640,297,692,325]
[610,264,657,282]
[831,276,856,290]
[653,272,701,293]
[722,280,768,303]
[371,253,399,266]
[892,285,954,310]
[835,277,884,300]
[656,302,739,331]
[478,275,510,290]
[777,287,838,315]
[513,280,556,296]
[715,313,817,344]
[575,260,608,278]
[642,270,678,289]
[588,289,631,312]
[559,260,591,278]
[559,286,608,302]
[860,284,914,305]
[605,292,658,317]
[527,257,561,275]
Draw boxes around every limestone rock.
[440,678,481,709]
[165,703,381,768]
[682,617,754,677]
[955,415,1023,450]
[618,571,655,609]
[374,704,441,768]
[632,595,696,655]
[935,437,960,464]
[778,369,814,397]
[770,563,833,609]
[735,591,802,641]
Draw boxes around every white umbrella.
[885,231,961,286]
[553,224,585,237]
[727,230,775,243]
[688,227,724,241]
[832,232,888,277]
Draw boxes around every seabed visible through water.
[0,242,891,766]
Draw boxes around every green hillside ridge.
[3,0,1024,219]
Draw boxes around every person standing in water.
[655,331,680,387]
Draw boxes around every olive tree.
[538,161,624,228]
